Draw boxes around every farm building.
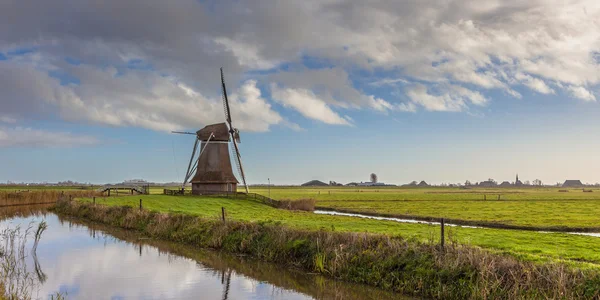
[562,180,583,187]
[499,181,511,187]
[417,180,429,187]
[301,180,329,187]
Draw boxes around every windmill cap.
[197,122,230,141]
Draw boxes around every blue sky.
[1,0,600,185]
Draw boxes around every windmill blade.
[183,137,200,187]
[172,131,197,135]
[221,67,233,129]
[231,138,249,193]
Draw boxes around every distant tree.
[370,173,378,183]
[409,181,418,186]
[532,179,542,186]
[465,180,472,186]
[524,180,531,185]
[488,178,497,184]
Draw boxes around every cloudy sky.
[1,0,600,185]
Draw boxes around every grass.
[79,194,600,266]
[251,186,600,230]
[53,200,600,299]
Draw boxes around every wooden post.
[497,195,500,201]
[484,194,486,201]
[440,218,445,250]
[108,189,111,197]
[93,197,96,205]
[131,189,134,195]
[221,207,226,223]
[139,199,143,211]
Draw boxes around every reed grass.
[0,190,102,207]
[53,200,600,299]
[0,221,49,300]
[276,198,316,211]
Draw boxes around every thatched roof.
[197,122,230,141]
[562,180,583,187]
[301,180,329,187]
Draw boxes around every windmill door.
[227,183,232,192]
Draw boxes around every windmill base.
[192,183,237,195]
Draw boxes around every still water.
[0,206,404,300]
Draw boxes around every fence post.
[440,218,445,250]
[497,194,500,201]
[93,197,96,205]
[139,199,143,211]
[221,207,226,223]
[484,194,486,201]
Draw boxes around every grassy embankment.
[77,195,600,265]
[54,199,600,299]
[251,187,600,230]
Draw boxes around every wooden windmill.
[172,68,249,194]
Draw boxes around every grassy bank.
[77,195,600,265]
[53,200,600,299]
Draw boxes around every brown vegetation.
[275,198,316,211]
[53,200,600,299]
[0,190,102,207]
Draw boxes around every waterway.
[0,206,405,300]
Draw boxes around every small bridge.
[97,184,149,196]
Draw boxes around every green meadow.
[251,186,600,229]
[80,194,600,266]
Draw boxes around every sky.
[1,0,600,185]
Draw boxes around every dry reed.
[0,190,102,207]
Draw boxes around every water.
[315,209,600,237]
[0,206,404,300]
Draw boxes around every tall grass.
[0,190,102,207]
[53,200,600,299]
[0,221,48,300]
[275,198,316,211]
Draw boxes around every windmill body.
[173,68,249,195]
[190,123,239,194]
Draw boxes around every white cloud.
[0,127,99,148]
[0,59,285,133]
[270,84,350,125]
[406,84,487,112]
[1,0,600,128]
[515,73,555,94]
[0,115,17,124]
[568,85,597,101]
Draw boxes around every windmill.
[172,68,249,194]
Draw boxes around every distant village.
[299,174,593,188]
[1,175,595,188]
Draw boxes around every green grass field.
[250,186,600,229]
[80,194,600,267]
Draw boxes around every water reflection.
[1,207,407,300]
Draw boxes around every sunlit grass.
[80,194,600,266]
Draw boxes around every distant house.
[301,180,329,187]
[499,181,511,187]
[357,182,386,186]
[562,180,584,187]
[417,180,429,187]
[478,180,497,187]
[345,182,358,186]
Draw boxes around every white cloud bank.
[0,0,599,130]
[0,127,99,148]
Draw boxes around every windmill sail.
[221,68,249,193]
